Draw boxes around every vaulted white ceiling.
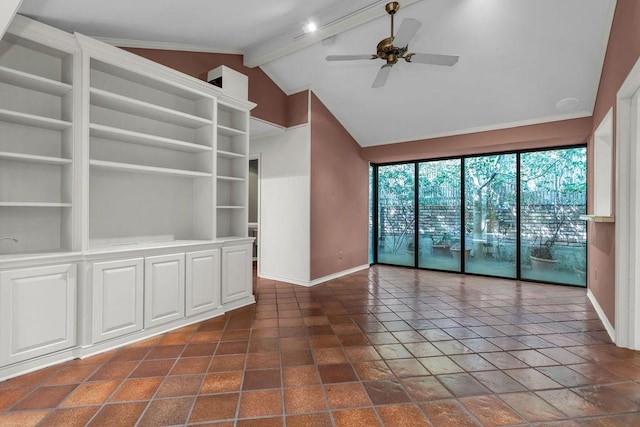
[18,0,616,147]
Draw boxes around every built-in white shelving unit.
[0,16,256,382]
[82,45,220,248]
[0,17,78,256]
[216,102,249,239]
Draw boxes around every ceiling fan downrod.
[386,2,399,38]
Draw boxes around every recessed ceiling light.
[555,97,580,111]
[303,21,318,34]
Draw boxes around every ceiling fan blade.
[407,53,459,66]
[372,64,393,88]
[326,54,377,61]
[393,18,422,48]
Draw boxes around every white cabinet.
[92,258,143,343]
[221,243,252,304]
[186,249,221,316]
[144,253,185,327]
[0,263,76,365]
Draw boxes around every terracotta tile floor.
[2,265,640,426]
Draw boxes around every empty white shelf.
[217,175,245,182]
[0,151,71,165]
[217,150,245,159]
[0,65,72,96]
[92,59,210,101]
[90,159,212,178]
[218,124,246,137]
[90,88,213,129]
[0,108,72,131]
[90,124,212,153]
[0,202,72,207]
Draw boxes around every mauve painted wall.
[361,117,592,163]
[310,93,369,280]
[287,91,310,127]
[587,0,640,326]
[123,49,295,127]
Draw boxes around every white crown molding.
[360,111,594,148]
[94,37,242,55]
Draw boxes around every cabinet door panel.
[221,244,251,304]
[92,258,143,343]
[0,264,76,365]
[186,249,220,316]
[144,253,185,328]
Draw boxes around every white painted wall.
[0,0,21,39]
[250,125,310,284]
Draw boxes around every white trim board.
[615,55,640,350]
[587,289,615,343]
[0,0,21,40]
[249,117,285,141]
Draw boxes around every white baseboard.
[258,272,312,287]
[587,289,615,343]
[0,349,75,382]
[309,264,370,287]
[259,264,369,287]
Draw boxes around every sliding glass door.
[464,154,517,278]
[373,145,587,286]
[369,164,374,264]
[377,164,415,266]
[418,159,461,272]
[520,148,587,285]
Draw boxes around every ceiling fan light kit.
[326,1,459,87]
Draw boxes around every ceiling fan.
[326,1,459,88]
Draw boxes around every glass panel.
[418,159,461,272]
[369,164,374,264]
[520,148,587,286]
[464,154,517,278]
[377,163,415,266]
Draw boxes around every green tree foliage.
[378,164,414,253]
[377,147,586,261]
[464,154,517,258]
[521,148,587,258]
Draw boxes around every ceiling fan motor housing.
[376,37,408,64]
